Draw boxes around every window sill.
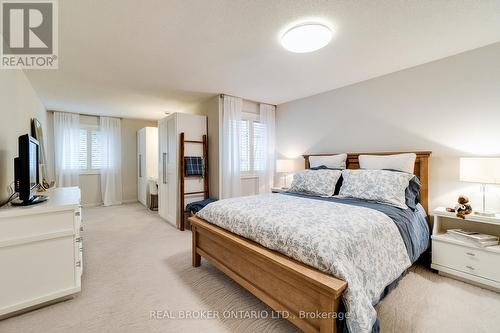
[240,175,259,180]
[79,170,101,176]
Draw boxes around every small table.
[431,207,500,291]
[271,187,288,193]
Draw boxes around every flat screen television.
[13,134,47,205]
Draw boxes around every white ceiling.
[25,0,500,120]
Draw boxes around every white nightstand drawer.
[433,240,500,282]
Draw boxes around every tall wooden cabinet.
[158,113,207,228]
[137,127,158,207]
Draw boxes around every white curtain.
[221,95,242,199]
[258,104,276,193]
[53,111,80,187]
[100,117,123,206]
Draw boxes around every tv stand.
[11,194,49,206]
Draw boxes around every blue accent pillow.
[405,175,421,210]
[380,168,421,210]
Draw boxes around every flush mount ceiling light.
[281,23,333,53]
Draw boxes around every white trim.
[123,199,138,204]
[80,202,101,208]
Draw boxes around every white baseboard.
[81,202,102,208]
[81,199,138,208]
[123,199,138,204]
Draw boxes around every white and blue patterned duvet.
[197,193,429,333]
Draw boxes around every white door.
[158,120,168,219]
[165,117,177,226]
[137,130,146,206]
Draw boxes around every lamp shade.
[276,159,295,173]
[459,157,500,184]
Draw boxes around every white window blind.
[239,120,250,173]
[252,121,265,172]
[79,125,102,173]
[79,129,88,170]
[91,130,102,169]
[239,117,267,175]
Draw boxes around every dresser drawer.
[0,210,75,244]
[0,235,77,311]
[432,240,500,282]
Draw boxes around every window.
[252,121,265,172]
[239,113,266,175]
[79,125,102,173]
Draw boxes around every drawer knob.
[466,252,475,257]
[466,265,475,270]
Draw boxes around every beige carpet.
[1,203,500,333]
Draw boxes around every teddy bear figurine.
[454,195,473,219]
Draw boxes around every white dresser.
[431,207,500,292]
[0,187,83,318]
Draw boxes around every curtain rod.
[49,110,123,119]
[219,94,277,107]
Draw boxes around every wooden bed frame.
[189,151,431,333]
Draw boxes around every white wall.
[0,70,47,202]
[276,43,500,212]
[202,96,221,199]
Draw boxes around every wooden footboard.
[189,216,347,333]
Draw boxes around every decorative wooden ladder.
[179,132,209,231]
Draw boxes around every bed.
[188,151,431,333]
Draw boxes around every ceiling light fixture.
[281,23,333,53]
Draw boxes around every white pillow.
[309,153,347,169]
[358,153,416,174]
[338,169,413,209]
[289,169,342,197]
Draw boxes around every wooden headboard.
[303,151,432,214]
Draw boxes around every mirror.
[31,118,52,189]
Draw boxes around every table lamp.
[460,157,500,217]
[276,159,295,189]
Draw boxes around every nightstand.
[431,207,500,292]
[271,187,288,193]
